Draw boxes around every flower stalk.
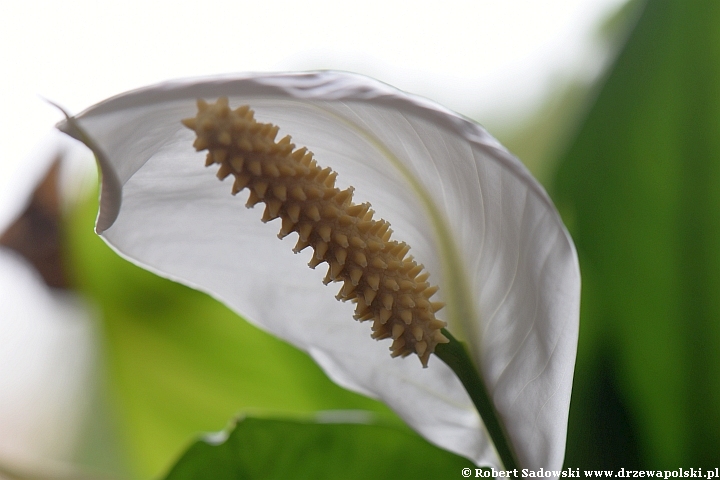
[435,329,520,470]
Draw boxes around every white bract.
[57,71,580,470]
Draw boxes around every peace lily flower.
[56,71,580,471]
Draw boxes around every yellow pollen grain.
[182,97,449,366]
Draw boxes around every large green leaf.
[553,0,720,468]
[162,416,474,480]
[66,194,395,478]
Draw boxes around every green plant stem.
[434,328,519,470]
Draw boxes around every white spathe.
[57,71,580,470]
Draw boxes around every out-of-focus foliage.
[162,416,474,480]
[553,0,720,468]
[499,0,645,186]
[65,194,396,478]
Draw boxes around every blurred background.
[2,0,719,478]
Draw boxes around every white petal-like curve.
[57,71,580,470]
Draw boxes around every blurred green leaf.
[162,416,473,480]
[66,194,396,478]
[492,0,644,186]
[553,0,720,468]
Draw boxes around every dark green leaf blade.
[162,417,474,480]
[553,0,720,468]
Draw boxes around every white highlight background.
[1,0,626,226]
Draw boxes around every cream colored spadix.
[182,97,448,366]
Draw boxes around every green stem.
[434,328,519,470]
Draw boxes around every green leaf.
[162,416,474,480]
[65,194,396,478]
[553,0,720,468]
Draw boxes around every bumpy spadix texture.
[182,97,449,366]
